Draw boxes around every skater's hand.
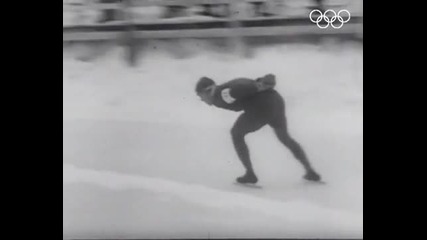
[256,74,276,91]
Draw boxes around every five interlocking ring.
[309,9,351,29]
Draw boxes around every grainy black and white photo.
[63,0,363,239]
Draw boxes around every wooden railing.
[63,0,362,65]
[63,0,362,40]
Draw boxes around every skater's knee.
[275,129,293,145]
[231,126,245,140]
[231,127,240,137]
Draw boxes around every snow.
[63,39,363,238]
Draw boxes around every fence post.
[227,0,250,58]
[122,0,138,66]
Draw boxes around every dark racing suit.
[211,78,315,175]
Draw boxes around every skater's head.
[196,77,216,105]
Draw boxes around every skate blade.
[303,179,327,185]
[234,182,263,189]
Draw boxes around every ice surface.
[63,40,363,238]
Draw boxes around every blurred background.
[63,0,363,239]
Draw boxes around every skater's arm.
[220,79,259,102]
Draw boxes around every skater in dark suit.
[195,74,321,184]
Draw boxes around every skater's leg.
[231,113,266,182]
[231,131,253,173]
[270,116,321,181]
[273,124,311,170]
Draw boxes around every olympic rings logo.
[309,9,351,29]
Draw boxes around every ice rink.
[63,40,363,239]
